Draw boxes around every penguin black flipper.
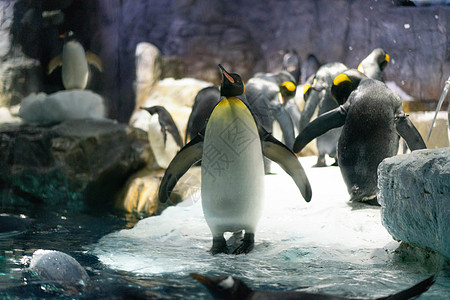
[293,106,347,153]
[85,51,104,72]
[376,275,435,300]
[47,55,63,75]
[394,114,427,151]
[260,128,312,202]
[158,133,203,203]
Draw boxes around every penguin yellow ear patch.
[281,81,296,92]
[333,73,351,86]
[357,63,364,73]
[385,53,390,62]
[303,84,311,95]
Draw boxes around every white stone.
[19,90,106,124]
[378,147,450,259]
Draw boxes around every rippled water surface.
[1,157,449,299]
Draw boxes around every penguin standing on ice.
[141,105,183,169]
[190,273,435,300]
[159,65,311,255]
[294,73,426,204]
[48,31,103,90]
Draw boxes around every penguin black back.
[141,105,183,148]
[185,86,220,144]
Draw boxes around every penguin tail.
[377,276,436,300]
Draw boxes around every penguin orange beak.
[190,273,215,288]
[218,64,234,84]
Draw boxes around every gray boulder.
[378,147,450,259]
[0,119,153,209]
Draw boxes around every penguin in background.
[141,105,183,169]
[281,49,301,85]
[300,53,321,85]
[185,86,220,144]
[48,31,103,90]
[357,48,390,82]
[294,72,426,204]
[299,62,348,167]
[190,273,436,300]
[159,65,311,255]
[246,71,299,173]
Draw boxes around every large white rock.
[377,147,450,259]
[19,90,106,124]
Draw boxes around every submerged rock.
[27,249,89,289]
[378,147,450,259]
[0,119,153,209]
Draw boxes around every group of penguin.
[146,48,428,257]
[43,32,438,299]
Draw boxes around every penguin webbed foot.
[232,233,254,255]
[312,155,327,168]
[210,236,228,255]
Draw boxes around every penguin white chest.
[62,41,89,90]
[201,97,265,234]
[147,114,178,169]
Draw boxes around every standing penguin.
[294,74,426,204]
[190,273,435,300]
[299,62,348,167]
[357,48,389,82]
[48,31,103,90]
[141,105,183,169]
[281,49,301,85]
[245,71,298,173]
[159,65,311,255]
[185,86,220,144]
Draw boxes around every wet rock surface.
[0,119,153,209]
[378,147,450,259]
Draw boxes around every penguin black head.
[190,273,252,300]
[59,30,76,42]
[218,64,245,98]
[279,81,297,105]
[302,75,316,102]
[331,69,366,105]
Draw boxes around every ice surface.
[91,157,447,298]
[19,90,106,124]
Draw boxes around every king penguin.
[190,273,435,300]
[159,64,311,255]
[141,105,183,169]
[48,31,103,90]
[294,72,426,204]
[357,48,389,82]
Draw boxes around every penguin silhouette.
[190,273,435,300]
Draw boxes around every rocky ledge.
[378,147,450,259]
[0,119,153,209]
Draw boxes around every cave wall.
[4,0,450,122]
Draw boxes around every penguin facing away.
[294,74,426,204]
[185,86,220,144]
[141,105,183,169]
[190,273,436,300]
[48,31,103,90]
[159,65,311,255]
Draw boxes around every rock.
[117,167,201,216]
[0,106,21,124]
[378,147,450,259]
[27,249,89,289]
[0,119,153,209]
[19,90,106,124]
